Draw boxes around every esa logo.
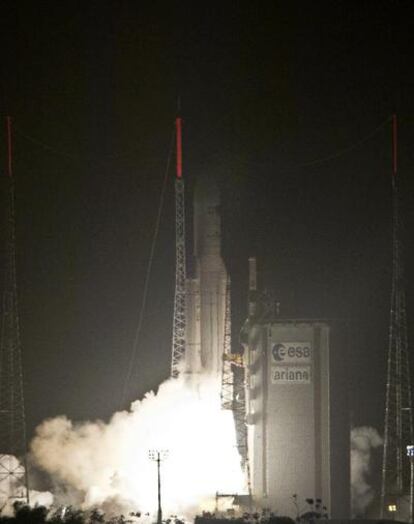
[272,343,311,362]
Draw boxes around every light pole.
[149,450,168,524]
[406,445,414,523]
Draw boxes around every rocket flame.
[30,375,245,518]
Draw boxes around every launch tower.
[0,117,29,504]
[380,115,413,519]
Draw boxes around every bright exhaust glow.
[31,375,245,518]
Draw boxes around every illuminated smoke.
[350,426,382,516]
[30,375,244,518]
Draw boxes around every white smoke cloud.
[350,426,382,516]
[30,375,245,518]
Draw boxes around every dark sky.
[1,1,414,445]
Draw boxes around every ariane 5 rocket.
[185,175,228,379]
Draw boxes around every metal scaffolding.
[380,115,413,518]
[220,277,252,500]
[171,117,187,378]
[220,277,233,410]
[0,117,29,506]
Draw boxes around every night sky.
[1,1,414,450]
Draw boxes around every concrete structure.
[244,319,349,518]
[184,177,228,379]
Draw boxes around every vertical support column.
[410,456,414,523]
[171,116,187,378]
[0,116,30,504]
[380,114,413,518]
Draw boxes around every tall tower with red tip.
[170,115,187,378]
[0,117,29,504]
[380,114,413,518]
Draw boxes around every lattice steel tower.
[220,274,252,499]
[380,114,413,518]
[220,276,234,410]
[220,276,248,465]
[0,117,29,505]
[170,116,187,378]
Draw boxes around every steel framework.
[170,117,187,378]
[380,115,413,518]
[0,117,29,506]
[220,277,252,500]
[220,277,233,409]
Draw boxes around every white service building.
[244,319,349,518]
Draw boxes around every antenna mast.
[380,114,413,517]
[0,117,30,505]
[170,115,187,378]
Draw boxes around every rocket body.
[185,178,228,379]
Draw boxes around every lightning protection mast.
[0,117,30,505]
[380,114,413,518]
[170,115,187,378]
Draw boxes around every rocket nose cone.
[194,175,220,206]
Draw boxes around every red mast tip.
[175,117,182,179]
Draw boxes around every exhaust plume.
[30,375,244,518]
